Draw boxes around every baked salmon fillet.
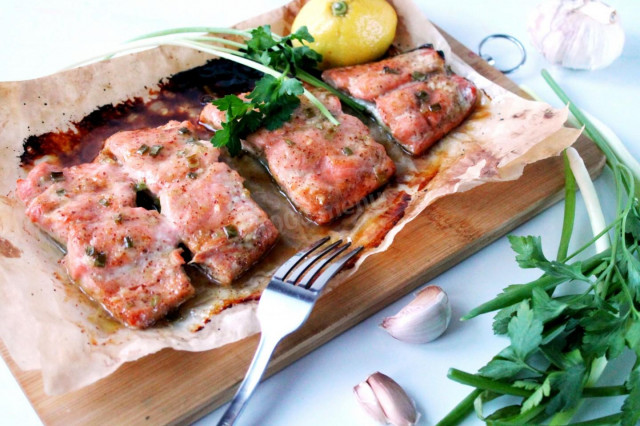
[16,162,136,242]
[199,91,396,224]
[375,75,478,155]
[321,47,446,102]
[17,162,194,328]
[102,121,278,285]
[322,46,478,156]
[64,207,193,328]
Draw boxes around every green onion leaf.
[123,236,134,248]
[50,171,64,182]
[134,182,148,191]
[149,145,164,157]
[93,252,107,268]
[223,224,239,239]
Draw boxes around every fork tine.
[307,246,363,291]
[272,236,330,281]
[300,243,362,292]
[285,239,343,284]
[297,242,350,289]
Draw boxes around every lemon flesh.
[292,0,397,69]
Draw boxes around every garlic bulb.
[354,372,419,426]
[381,285,451,343]
[528,0,625,70]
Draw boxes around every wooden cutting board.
[0,29,605,425]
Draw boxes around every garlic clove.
[381,285,451,343]
[354,379,388,424]
[527,0,625,70]
[354,372,419,426]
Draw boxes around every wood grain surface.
[0,28,605,426]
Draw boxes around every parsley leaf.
[522,377,551,413]
[625,321,640,356]
[508,300,544,361]
[209,25,327,156]
[244,26,279,65]
[478,359,524,380]
[485,405,522,421]
[211,95,262,156]
[508,235,588,281]
[480,301,544,380]
[546,351,586,414]
[625,206,640,242]
[581,309,627,358]
[626,255,640,301]
[621,365,640,426]
[532,287,567,324]
[492,304,519,335]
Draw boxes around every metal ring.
[478,34,527,74]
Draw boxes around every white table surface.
[1,1,638,424]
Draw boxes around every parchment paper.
[0,0,581,394]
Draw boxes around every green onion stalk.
[544,70,637,425]
[63,27,370,126]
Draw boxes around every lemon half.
[292,0,397,69]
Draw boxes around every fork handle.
[217,333,281,426]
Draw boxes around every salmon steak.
[321,47,446,102]
[375,75,478,155]
[102,120,279,285]
[199,90,396,224]
[17,162,193,328]
[322,46,478,156]
[16,162,137,242]
[64,207,193,328]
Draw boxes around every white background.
[1,0,639,424]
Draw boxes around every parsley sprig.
[209,26,322,155]
[66,25,368,156]
[439,71,640,425]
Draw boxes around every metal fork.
[217,237,362,426]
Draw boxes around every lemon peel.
[292,0,397,69]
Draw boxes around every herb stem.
[435,389,482,426]
[72,36,341,126]
[296,68,368,116]
[301,89,341,125]
[447,368,531,397]
[127,26,252,42]
[562,219,619,263]
[183,35,247,49]
[541,70,618,166]
[178,40,339,125]
[584,385,629,397]
[566,147,610,255]
[461,250,610,320]
[495,404,547,425]
[557,151,577,262]
[542,69,640,198]
[64,27,341,128]
[568,413,623,426]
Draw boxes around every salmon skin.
[17,121,278,327]
[199,90,396,225]
[322,46,478,156]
